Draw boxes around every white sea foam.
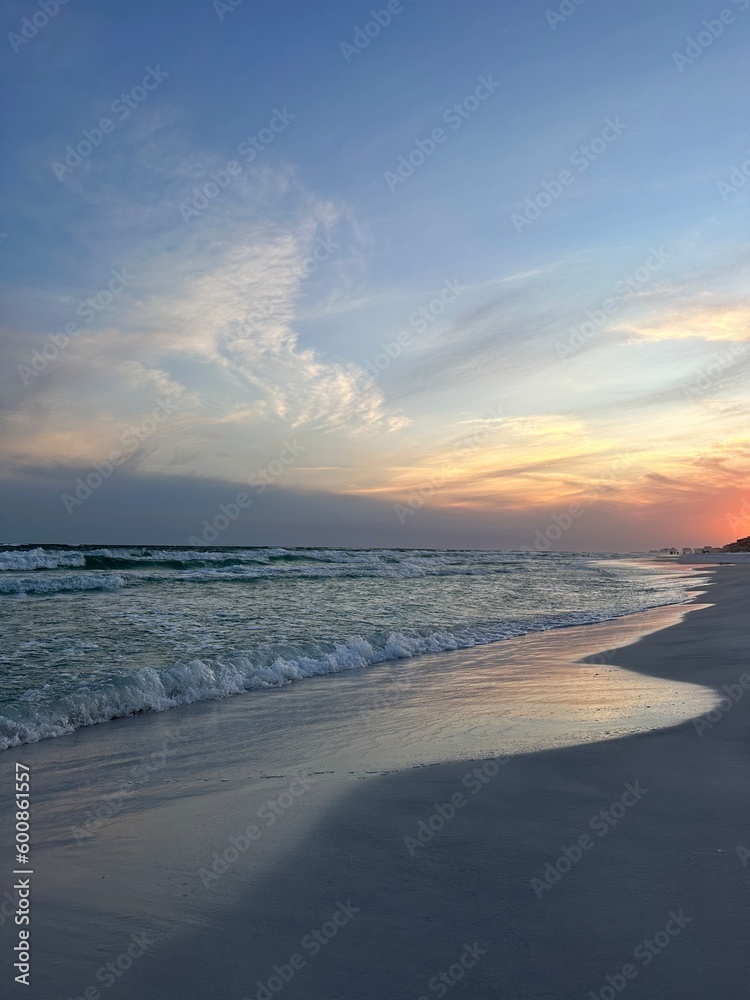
[0,553,520,594]
[0,630,460,748]
[0,547,87,571]
[0,572,125,595]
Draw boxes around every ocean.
[0,545,702,750]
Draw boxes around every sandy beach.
[2,564,749,999]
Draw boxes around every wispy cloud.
[2,135,408,475]
[625,305,750,343]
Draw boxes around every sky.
[1,0,748,550]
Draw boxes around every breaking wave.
[0,602,681,750]
[0,543,702,749]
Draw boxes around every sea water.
[0,545,702,749]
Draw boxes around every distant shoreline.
[677,552,750,563]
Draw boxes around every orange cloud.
[625,305,750,343]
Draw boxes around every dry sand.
[1,565,748,998]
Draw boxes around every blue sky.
[1,0,748,549]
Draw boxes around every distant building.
[682,547,694,555]
[723,535,750,553]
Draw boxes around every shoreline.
[3,565,749,997]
